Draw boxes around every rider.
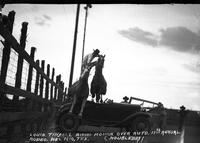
[81,49,100,75]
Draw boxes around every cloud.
[43,14,52,21]
[119,27,158,47]
[34,15,52,26]
[119,26,200,54]
[183,63,200,73]
[119,26,200,74]
[159,27,200,53]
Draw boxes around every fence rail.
[0,11,68,142]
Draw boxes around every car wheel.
[130,116,150,132]
[58,113,80,132]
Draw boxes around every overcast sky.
[2,4,200,110]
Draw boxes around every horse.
[68,61,97,117]
[90,55,107,103]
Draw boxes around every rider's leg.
[69,94,76,113]
[78,96,87,117]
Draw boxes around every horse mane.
[94,55,105,75]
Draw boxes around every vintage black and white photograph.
[0,2,200,143]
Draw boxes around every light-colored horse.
[68,62,97,117]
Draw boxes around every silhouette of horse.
[91,55,107,103]
[68,61,97,117]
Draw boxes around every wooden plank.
[62,82,65,102]
[34,60,40,95]
[26,47,36,92]
[40,60,45,98]
[54,76,59,101]
[45,64,50,100]
[39,60,45,111]
[60,81,64,102]
[57,75,61,102]
[13,22,28,101]
[0,83,54,105]
[44,64,50,111]
[33,60,40,111]
[26,47,36,111]
[0,40,11,95]
[50,68,55,101]
[7,11,15,33]
[0,22,63,91]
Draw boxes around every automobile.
[56,97,162,132]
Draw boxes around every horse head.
[97,54,105,69]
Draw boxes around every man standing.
[178,105,188,132]
[81,49,100,75]
[121,96,129,103]
[158,102,167,130]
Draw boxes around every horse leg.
[91,93,95,102]
[96,90,101,103]
[78,96,87,117]
[96,94,100,103]
[100,95,103,103]
[69,94,76,114]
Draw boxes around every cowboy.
[157,102,167,130]
[178,105,188,132]
[81,49,100,75]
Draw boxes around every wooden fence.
[0,11,68,142]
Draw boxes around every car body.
[56,100,160,132]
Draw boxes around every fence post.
[6,11,15,32]
[54,76,58,101]
[39,60,45,111]
[57,75,61,103]
[53,76,58,101]
[33,60,40,111]
[64,87,67,102]
[45,64,50,100]
[0,11,15,105]
[60,81,64,102]
[44,64,50,111]
[50,68,54,101]
[26,47,36,111]
[0,11,15,138]
[13,22,28,102]
[62,82,65,102]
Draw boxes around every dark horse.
[68,61,97,117]
[91,55,107,103]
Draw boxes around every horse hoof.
[68,111,73,115]
[78,114,82,119]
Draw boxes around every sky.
[2,4,200,110]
